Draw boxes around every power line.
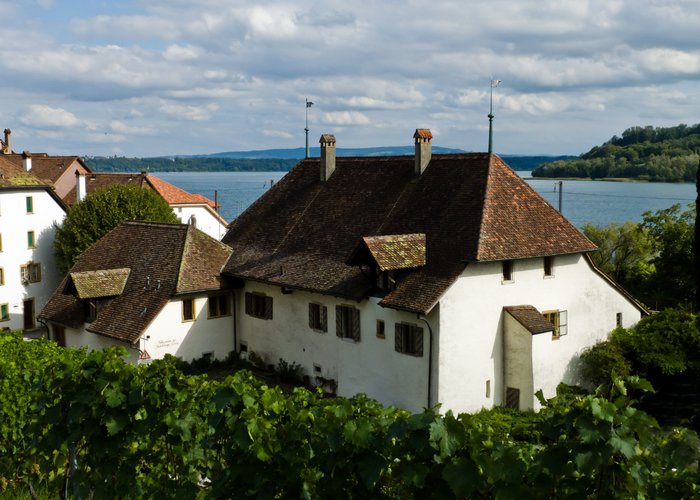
[538,189,694,202]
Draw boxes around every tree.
[54,185,179,273]
[695,160,699,311]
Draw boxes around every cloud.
[158,101,219,121]
[110,121,156,135]
[19,104,81,128]
[322,111,370,126]
[262,129,294,139]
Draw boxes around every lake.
[155,171,696,228]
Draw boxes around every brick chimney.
[22,151,32,171]
[414,129,432,175]
[1,128,10,154]
[76,171,87,202]
[320,134,336,182]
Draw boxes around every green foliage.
[53,184,179,273]
[532,123,700,181]
[2,332,699,498]
[86,156,299,172]
[579,332,633,389]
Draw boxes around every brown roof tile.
[503,305,554,334]
[348,234,426,271]
[40,221,232,343]
[69,268,131,299]
[221,153,596,314]
[146,175,217,209]
[2,154,89,185]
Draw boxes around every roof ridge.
[473,153,496,261]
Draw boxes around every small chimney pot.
[75,171,87,203]
[2,128,10,154]
[320,134,336,182]
[22,151,32,172]
[413,129,432,176]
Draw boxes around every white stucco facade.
[235,253,642,414]
[55,293,235,364]
[0,188,65,332]
[172,204,227,240]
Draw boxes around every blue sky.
[1,0,698,157]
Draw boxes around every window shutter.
[351,308,360,341]
[308,303,314,328]
[335,306,343,337]
[413,326,424,356]
[559,310,568,336]
[321,306,327,332]
[264,296,273,320]
[394,324,404,352]
[245,292,252,315]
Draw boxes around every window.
[376,319,385,339]
[208,294,230,318]
[20,263,41,284]
[26,196,33,213]
[182,298,196,321]
[394,322,424,356]
[308,303,327,332]
[502,260,513,282]
[245,292,272,320]
[335,305,360,341]
[0,233,2,251]
[84,300,97,323]
[0,304,9,322]
[616,312,623,327]
[0,268,4,286]
[543,310,568,339]
[544,256,553,277]
[505,387,520,409]
[27,231,35,248]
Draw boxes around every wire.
[536,189,694,202]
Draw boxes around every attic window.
[84,300,97,323]
[502,260,513,282]
[544,256,553,277]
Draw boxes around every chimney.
[414,129,432,175]
[22,151,32,171]
[76,171,87,202]
[2,128,10,154]
[319,134,336,182]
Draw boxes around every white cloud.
[322,111,370,125]
[20,104,81,128]
[163,44,200,61]
[110,121,156,135]
[158,101,219,121]
[262,129,294,139]
[247,7,297,38]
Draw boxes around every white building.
[0,156,66,332]
[40,221,235,362]
[219,130,646,413]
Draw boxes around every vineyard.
[1,331,698,498]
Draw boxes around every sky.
[0,0,698,157]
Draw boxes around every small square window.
[20,263,41,284]
[26,196,33,213]
[313,364,322,374]
[27,231,35,248]
[208,294,230,318]
[544,256,553,277]
[239,342,248,353]
[308,303,327,332]
[616,312,622,327]
[376,319,385,339]
[544,310,568,339]
[502,260,513,282]
[394,323,424,356]
[182,298,196,321]
[505,387,520,409]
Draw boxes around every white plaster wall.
[0,189,65,331]
[141,295,234,362]
[236,282,438,413]
[437,253,642,414]
[55,294,234,364]
[172,205,227,240]
[502,314,535,410]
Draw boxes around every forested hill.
[84,152,574,173]
[532,124,700,182]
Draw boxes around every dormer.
[64,268,131,323]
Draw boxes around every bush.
[579,330,633,388]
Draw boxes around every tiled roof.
[347,234,426,271]
[62,172,149,205]
[2,154,88,184]
[0,156,46,187]
[503,305,554,335]
[40,221,232,343]
[69,268,131,299]
[221,153,596,314]
[414,129,432,140]
[146,175,217,209]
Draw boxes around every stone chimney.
[76,171,87,202]
[414,129,432,175]
[1,128,10,154]
[22,151,32,171]
[320,134,336,182]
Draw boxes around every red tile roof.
[2,154,89,185]
[347,234,426,271]
[221,153,596,314]
[145,175,217,209]
[503,305,554,334]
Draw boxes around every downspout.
[37,317,50,340]
[232,291,237,353]
[417,314,434,409]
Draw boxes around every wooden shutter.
[559,310,568,336]
[264,296,273,320]
[394,324,404,352]
[412,326,424,356]
[335,305,343,337]
[351,308,360,341]
[321,305,327,332]
[245,292,252,315]
[308,303,315,328]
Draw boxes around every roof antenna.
[305,98,314,158]
[488,78,501,154]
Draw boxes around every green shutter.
[413,326,424,356]
[1,304,8,321]
[335,305,343,337]
[27,231,34,248]
[26,196,33,213]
